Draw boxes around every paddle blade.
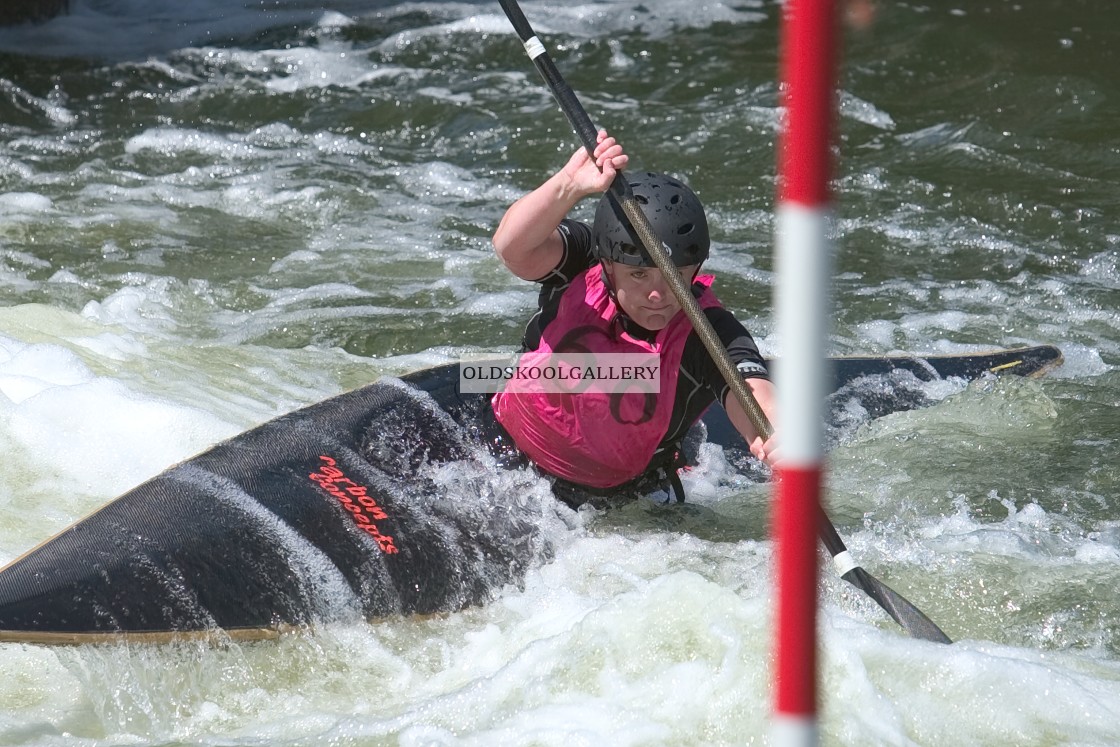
[843,567,952,644]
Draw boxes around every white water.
[2,304,1117,745]
[2,0,1120,744]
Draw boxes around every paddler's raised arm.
[493,129,628,281]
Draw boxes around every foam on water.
[0,301,391,558]
[2,0,1120,744]
[820,625,1120,744]
[211,40,402,95]
[0,330,239,551]
[0,191,53,214]
[0,78,77,127]
[125,127,264,161]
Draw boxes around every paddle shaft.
[498,0,951,644]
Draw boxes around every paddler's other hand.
[749,433,783,469]
[560,129,629,196]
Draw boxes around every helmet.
[592,172,710,267]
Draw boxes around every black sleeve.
[688,307,769,405]
[530,219,595,286]
[660,307,769,446]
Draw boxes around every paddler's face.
[606,261,700,330]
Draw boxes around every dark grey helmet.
[592,172,710,267]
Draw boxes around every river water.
[1,0,1118,744]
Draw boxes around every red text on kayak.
[309,455,399,555]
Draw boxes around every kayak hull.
[0,345,1062,644]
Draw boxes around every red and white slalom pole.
[771,1,838,745]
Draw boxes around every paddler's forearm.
[724,377,781,467]
[493,171,586,280]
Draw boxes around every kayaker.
[489,130,779,507]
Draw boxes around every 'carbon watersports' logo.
[309,455,398,555]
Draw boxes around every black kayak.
[0,345,1062,644]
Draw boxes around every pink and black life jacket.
[492,269,720,488]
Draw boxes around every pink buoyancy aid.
[492,269,721,488]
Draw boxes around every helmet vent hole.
[670,195,681,204]
[677,223,694,235]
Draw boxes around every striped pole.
[770,1,838,745]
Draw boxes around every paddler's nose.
[648,274,669,302]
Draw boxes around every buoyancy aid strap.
[545,440,689,507]
[666,467,686,503]
[639,441,689,503]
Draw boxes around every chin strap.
[665,464,687,503]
